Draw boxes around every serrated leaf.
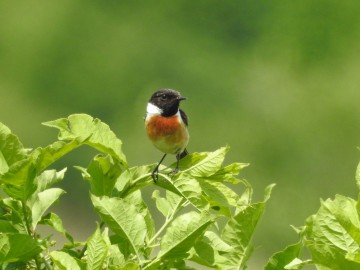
[50,251,86,270]
[122,190,155,255]
[303,195,360,269]
[0,234,42,263]
[171,175,209,210]
[43,114,127,167]
[144,212,213,269]
[181,147,229,177]
[91,195,147,257]
[159,211,213,259]
[206,163,249,184]
[86,225,108,270]
[29,188,65,229]
[221,184,274,268]
[32,140,81,171]
[39,212,74,243]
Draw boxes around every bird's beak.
[178,96,187,101]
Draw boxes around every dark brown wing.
[179,109,188,126]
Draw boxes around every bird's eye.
[160,94,167,100]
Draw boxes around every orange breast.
[145,115,189,154]
[146,115,181,139]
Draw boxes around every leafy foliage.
[0,114,273,269]
[265,163,360,270]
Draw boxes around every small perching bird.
[144,89,189,182]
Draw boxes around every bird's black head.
[149,89,186,117]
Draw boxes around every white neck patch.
[146,103,163,115]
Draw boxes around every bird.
[145,89,189,182]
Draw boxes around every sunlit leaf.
[40,212,74,243]
[29,188,65,229]
[265,241,302,270]
[0,122,28,174]
[77,155,121,196]
[159,211,213,259]
[0,234,42,263]
[32,140,81,171]
[91,195,147,257]
[181,147,229,177]
[50,251,86,270]
[152,190,182,218]
[43,114,127,167]
[34,168,67,194]
[0,158,37,200]
[221,184,275,268]
[171,175,209,210]
[356,161,360,191]
[86,225,108,270]
[303,195,360,269]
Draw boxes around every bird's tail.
[179,149,188,159]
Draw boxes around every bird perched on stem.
[145,89,189,182]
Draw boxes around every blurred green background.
[1,1,360,268]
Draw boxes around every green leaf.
[0,234,42,263]
[39,212,74,243]
[0,122,28,174]
[199,180,240,216]
[0,199,27,234]
[50,251,86,270]
[285,258,312,270]
[121,190,155,256]
[168,175,209,211]
[159,211,213,259]
[34,168,67,194]
[221,184,275,268]
[0,221,18,234]
[152,190,182,218]
[29,188,65,229]
[265,242,302,270]
[43,114,127,167]
[78,155,121,196]
[206,163,249,184]
[144,211,213,269]
[356,161,360,191]
[181,147,229,177]
[86,225,108,270]
[106,244,126,268]
[114,165,154,197]
[0,158,37,200]
[189,230,234,268]
[303,195,360,269]
[32,140,81,171]
[91,195,147,257]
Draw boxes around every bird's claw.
[152,167,159,183]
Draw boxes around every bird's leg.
[152,153,167,183]
[171,153,181,175]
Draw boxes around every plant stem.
[148,197,186,246]
[21,200,32,236]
